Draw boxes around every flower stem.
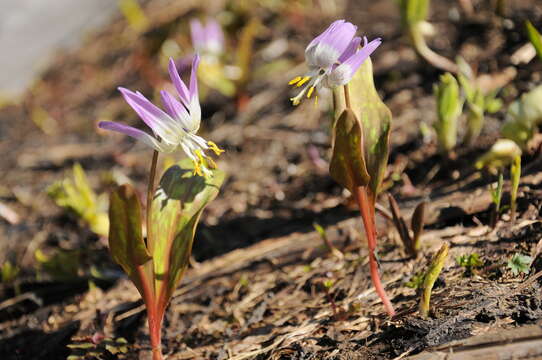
[147,150,159,237]
[355,186,395,317]
[343,84,352,110]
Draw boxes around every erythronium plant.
[289,20,394,316]
[98,55,225,360]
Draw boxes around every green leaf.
[149,160,224,304]
[108,185,152,280]
[507,253,532,276]
[526,20,542,61]
[332,58,392,198]
[329,109,370,193]
[420,242,449,318]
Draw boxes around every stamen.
[207,157,217,169]
[288,76,302,85]
[307,86,315,99]
[314,95,319,107]
[296,76,311,87]
[207,141,225,156]
[290,97,301,106]
[192,159,203,176]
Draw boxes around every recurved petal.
[168,58,190,108]
[338,36,362,64]
[205,19,224,53]
[327,38,381,87]
[98,121,173,152]
[318,20,357,60]
[118,87,181,144]
[306,19,344,51]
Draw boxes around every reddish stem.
[148,309,164,360]
[355,186,396,317]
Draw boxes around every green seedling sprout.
[398,0,458,73]
[313,222,343,258]
[433,73,463,156]
[489,173,504,227]
[330,57,395,317]
[455,253,483,276]
[476,139,522,222]
[457,62,503,145]
[502,85,542,150]
[420,242,449,318]
[387,194,426,257]
[507,253,532,276]
[47,163,109,237]
[525,21,542,62]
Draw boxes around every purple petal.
[98,121,162,150]
[306,20,345,51]
[327,38,381,87]
[204,19,224,53]
[168,58,190,108]
[118,87,180,142]
[160,90,191,130]
[338,36,361,64]
[189,54,200,102]
[190,19,205,50]
[319,20,357,56]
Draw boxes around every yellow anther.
[314,95,319,107]
[296,76,311,87]
[290,97,301,106]
[207,157,217,169]
[288,76,302,85]
[207,141,225,156]
[307,86,315,99]
[192,159,203,176]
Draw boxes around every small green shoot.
[476,139,522,222]
[1,261,20,283]
[420,242,449,318]
[501,85,542,149]
[525,21,542,62]
[406,271,425,289]
[47,163,109,237]
[433,73,463,155]
[507,253,532,276]
[313,222,343,258]
[456,253,484,272]
[35,249,81,281]
[489,173,504,227]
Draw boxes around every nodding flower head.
[289,20,381,106]
[98,55,224,177]
[190,18,224,61]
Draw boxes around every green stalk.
[510,155,521,221]
[409,24,458,74]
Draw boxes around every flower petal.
[205,19,224,54]
[98,121,173,152]
[160,90,192,130]
[119,87,181,144]
[190,19,205,51]
[168,58,190,108]
[327,38,381,87]
[338,36,361,64]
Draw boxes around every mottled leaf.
[332,58,392,198]
[149,159,224,305]
[329,109,370,193]
[108,185,152,279]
